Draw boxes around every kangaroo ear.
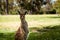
[17,10,21,15]
[24,11,27,15]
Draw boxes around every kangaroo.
[15,8,29,40]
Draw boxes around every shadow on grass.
[28,25,60,40]
[0,25,60,40]
[0,32,15,40]
[47,16,60,18]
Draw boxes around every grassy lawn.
[28,25,60,40]
[0,15,60,40]
[0,15,60,22]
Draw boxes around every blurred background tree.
[53,0,60,15]
[0,0,58,15]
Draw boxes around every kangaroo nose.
[22,16,23,18]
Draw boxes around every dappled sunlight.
[0,15,60,33]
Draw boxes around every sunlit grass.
[0,15,60,32]
[0,15,60,22]
[0,15,19,22]
[0,15,60,40]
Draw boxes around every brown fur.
[15,9,29,40]
[15,27,25,40]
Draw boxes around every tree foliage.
[0,0,57,15]
[17,0,44,14]
[53,0,60,14]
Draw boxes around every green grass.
[28,25,60,40]
[0,33,15,40]
[0,15,60,27]
[0,15,60,40]
[0,15,19,22]
[0,15,60,22]
[0,25,60,40]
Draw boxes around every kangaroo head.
[17,9,27,20]
[20,14,25,20]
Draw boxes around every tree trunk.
[6,0,9,14]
